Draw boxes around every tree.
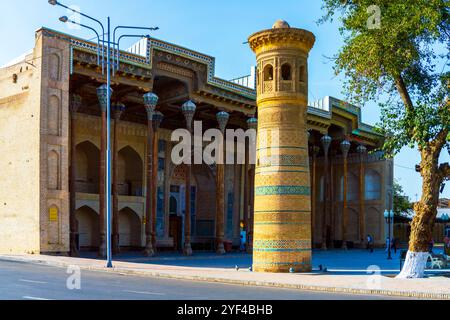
[320,0,449,278]
[393,180,413,218]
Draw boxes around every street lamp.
[384,209,394,260]
[51,0,158,268]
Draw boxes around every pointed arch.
[47,95,60,136]
[366,206,381,241]
[47,150,60,190]
[118,207,142,248]
[118,146,144,196]
[365,169,381,200]
[75,141,100,194]
[263,64,274,81]
[75,205,99,250]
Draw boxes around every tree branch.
[439,162,450,182]
[430,127,449,157]
[395,75,415,112]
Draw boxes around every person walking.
[391,237,397,254]
[367,234,374,253]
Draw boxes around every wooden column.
[215,111,229,255]
[182,101,196,256]
[112,103,125,255]
[246,117,257,254]
[341,140,351,249]
[247,165,255,253]
[321,135,332,250]
[69,94,81,257]
[243,138,250,246]
[152,112,163,250]
[311,146,320,246]
[143,92,158,257]
[144,117,155,256]
[330,150,338,247]
[357,145,367,245]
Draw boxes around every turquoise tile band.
[255,185,311,196]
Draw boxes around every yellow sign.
[49,207,58,222]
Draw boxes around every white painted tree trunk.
[396,251,429,279]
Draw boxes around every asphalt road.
[0,260,400,300]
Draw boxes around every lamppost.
[384,209,394,260]
[50,0,158,268]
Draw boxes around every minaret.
[248,20,316,273]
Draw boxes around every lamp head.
[59,16,69,23]
[48,0,58,5]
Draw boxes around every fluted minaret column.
[249,20,316,273]
[246,117,258,254]
[143,92,158,257]
[96,85,112,258]
[215,111,230,255]
[321,135,332,250]
[112,103,125,255]
[69,94,82,257]
[340,139,351,249]
[152,111,164,249]
[182,101,196,256]
[357,145,367,246]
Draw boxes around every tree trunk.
[397,149,441,279]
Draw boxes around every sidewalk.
[1,250,449,299]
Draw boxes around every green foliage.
[320,0,449,156]
[393,179,413,216]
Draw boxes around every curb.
[1,256,449,300]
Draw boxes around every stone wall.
[0,39,42,253]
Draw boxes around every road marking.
[19,279,48,284]
[23,296,51,300]
[123,290,166,296]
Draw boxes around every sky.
[0,0,448,200]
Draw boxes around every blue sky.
[1,0,448,200]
